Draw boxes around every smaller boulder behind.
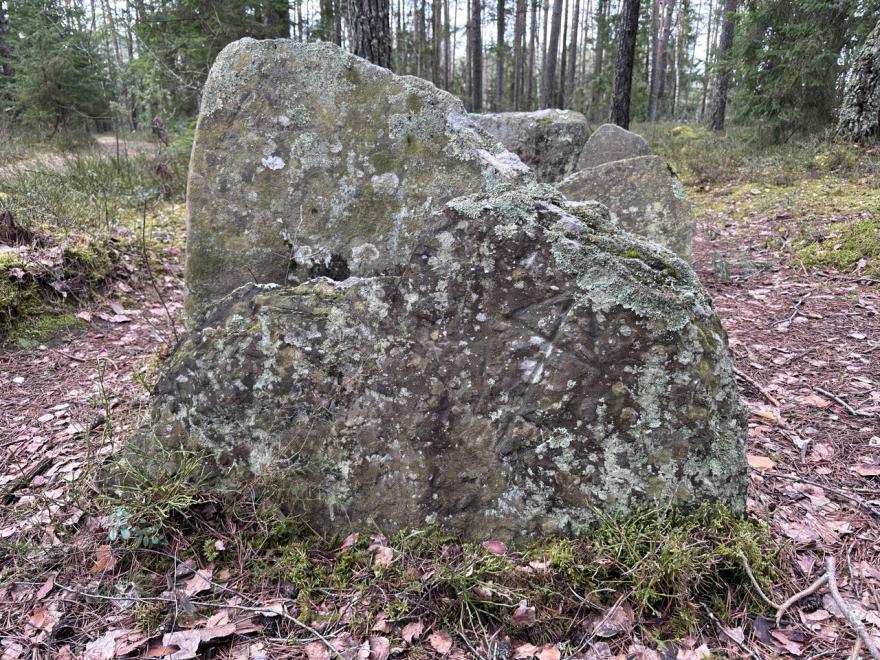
[577,123,652,170]
[557,155,695,260]
[471,109,589,182]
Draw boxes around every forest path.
[0,179,878,657]
[0,133,157,178]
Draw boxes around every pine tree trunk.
[590,0,608,120]
[513,0,526,108]
[540,0,563,107]
[699,0,714,120]
[836,19,880,143]
[468,0,483,111]
[432,0,443,85]
[444,0,451,88]
[609,0,641,128]
[565,0,579,106]
[0,0,13,78]
[527,0,537,108]
[353,0,392,67]
[649,0,675,120]
[495,0,505,110]
[647,0,660,120]
[707,0,736,130]
[558,0,568,107]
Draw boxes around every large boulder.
[139,183,747,544]
[471,110,590,182]
[185,38,528,321]
[557,155,695,260]
[577,123,652,170]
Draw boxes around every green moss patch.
[796,217,880,276]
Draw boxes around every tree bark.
[495,0,505,110]
[444,0,451,88]
[527,0,537,108]
[540,0,563,107]
[649,0,676,120]
[699,0,715,120]
[432,0,443,86]
[565,0,579,106]
[353,0,392,68]
[590,0,609,120]
[707,0,736,130]
[468,0,483,111]
[609,0,641,128]
[558,0,568,107]
[513,0,526,108]
[836,19,880,143]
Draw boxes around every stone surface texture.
[557,155,695,260]
[576,123,652,170]
[142,183,747,544]
[470,110,590,182]
[185,38,528,321]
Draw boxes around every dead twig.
[814,386,875,418]
[738,551,780,609]
[765,472,880,518]
[825,557,880,660]
[767,292,811,328]
[774,573,828,628]
[734,367,781,408]
[700,604,762,660]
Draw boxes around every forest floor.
[0,139,878,659]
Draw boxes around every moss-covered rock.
[470,110,590,182]
[185,38,530,322]
[557,155,696,260]
[576,123,652,170]
[138,183,747,544]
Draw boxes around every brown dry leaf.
[627,644,661,660]
[481,540,508,555]
[778,520,821,545]
[371,545,394,567]
[82,631,120,660]
[512,600,537,628]
[535,644,561,660]
[852,464,880,477]
[27,606,58,634]
[750,405,784,425]
[401,620,423,643]
[513,643,539,659]
[428,630,453,655]
[339,532,360,550]
[747,454,775,471]
[162,624,236,660]
[675,645,712,659]
[371,612,390,632]
[770,630,803,656]
[183,567,213,596]
[91,545,117,575]
[369,637,390,660]
[34,574,54,600]
[592,600,633,638]
[799,393,831,409]
[799,608,832,624]
[303,641,331,660]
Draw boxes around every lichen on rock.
[141,181,747,544]
[185,38,529,322]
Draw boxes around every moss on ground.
[795,217,880,276]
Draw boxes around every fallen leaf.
[513,643,539,659]
[91,545,116,574]
[371,545,394,567]
[747,454,775,471]
[369,637,390,660]
[83,631,120,660]
[592,599,633,637]
[339,532,360,550]
[429,630,453,654]
[799,394,831,409]
[852,465,880,477]
[35,574,55,599]
[303,641,331,660]
[770,630,803,656]
[183,567,213,596]
[401,620,423,643]
[512,600,537,628]
[535,644,561,660]
[162,624,236,660]
[627,644,661,660]
[481,540,508,555]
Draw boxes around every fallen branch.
[774,574,828,628]
[826,557,880,660]
[735,367,781,408]
[814,386,875,418]
[738,551,780,609]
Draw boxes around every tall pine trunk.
[495,0,505,110]
[527,0,537,108]
[649,0,676,120]
[353,0,392,67]
[565,0,579,106]
[699,0,714,120]
[836,19,880,142]
[513,0,526,108]
[468,0,483,111]
[540,0,563,107]
[609,0,641,128]
[590,0,608,120]
[707,0,736,130]
[432,0,443,86]
[558,0,568,107]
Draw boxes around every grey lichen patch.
[139,178,746,544]
[185,38,531,323]
[557,155,696,260]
